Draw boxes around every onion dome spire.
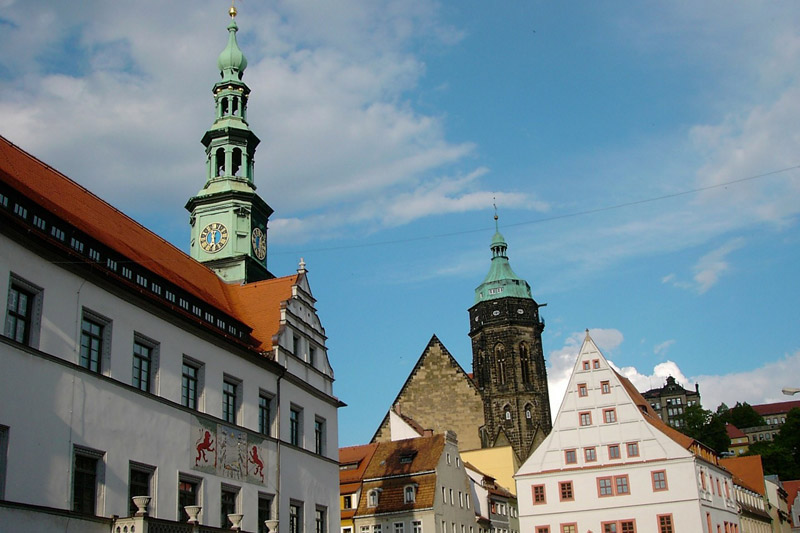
[474,210,532,303]
[217,5,248,82]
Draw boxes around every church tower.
[469,217,552,461]
[186,6,273,283]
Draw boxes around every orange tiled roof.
[722,456,765,493]
[0,135,235,315]
[720,455,766,495]
[225,275,297,351]
[615,370,695,450]
[0,135,301,356]
[339,443,379,485]
[784,480,800,510]
[363,434,444,479]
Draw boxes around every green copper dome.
[217,18,248,81]
[474,228,532,303]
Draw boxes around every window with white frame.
[404,484,416,503]
[368,489,380,507]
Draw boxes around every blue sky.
[1,1,799,447]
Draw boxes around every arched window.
[232,97,239,116]
[503,405,512,422]
[524,403,533,423]
[232,148,242,176]
[519,342,531,384]
[215,147,225,177]
[221,97,229,116]
[495,344,506,385]
[368,489,381,507]
[404,485,416,503]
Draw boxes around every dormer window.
[404,484,417,503]
[368,489,381,507]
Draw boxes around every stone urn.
[265,519,280,533]
[132,495,151,516]
[228,513,244,530]
[184,505,202,524]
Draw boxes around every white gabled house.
[516,331,740,533]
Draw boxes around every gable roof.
[784,480,800,511]
[371,334,484,448]
[517,331,709,477]
[0,135,303,356]
[720,455,766,495]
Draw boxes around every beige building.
[641,375,701,429]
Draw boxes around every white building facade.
[0,9,341,533]
[516,332,740,533]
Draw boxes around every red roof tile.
[0,135,300,356]
[363,434,444,479]
[726,423,747,439]
[615,371,695,450]
[225,275,297,351]
[720,455,766,495]
[784,480,800,509]
[339,443,379,486]
[751,401,800,416]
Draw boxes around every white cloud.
[661,238,745,294]
[547,329,800,419]
[653,340,675,356]
[0,0,513,243]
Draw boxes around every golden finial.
[229,0,238,18]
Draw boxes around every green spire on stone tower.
[474,214,532,303]
[217,12,248,82]
[186,5,274,284]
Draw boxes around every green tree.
[728,402,765,429]
[682,404,731,455]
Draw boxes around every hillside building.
[516,331,740,533]
[641,375,701,429]
[0,7,341,532]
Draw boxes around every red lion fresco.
[250,446,264,481]
[195,430,215,466]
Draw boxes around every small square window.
[603,409,617,423]
[582,361,590,370]
[579,412,592,426]
[626,442,639,457]
[592,359,600,369]
[577,383,588,397]
[601,380,610,394]
[652,470,667,491]
[559,481,573,501]
[584,447,597,462]
[564,449,576,464]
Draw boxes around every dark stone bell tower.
[469,223,552,462]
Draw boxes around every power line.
[276,164,800,256]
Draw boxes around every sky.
[1,0,799,447]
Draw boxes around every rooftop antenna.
[493,197,499,231]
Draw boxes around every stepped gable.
[372,335,484,450]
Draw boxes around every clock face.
[199,222,229,253]
[251,227,266,261]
